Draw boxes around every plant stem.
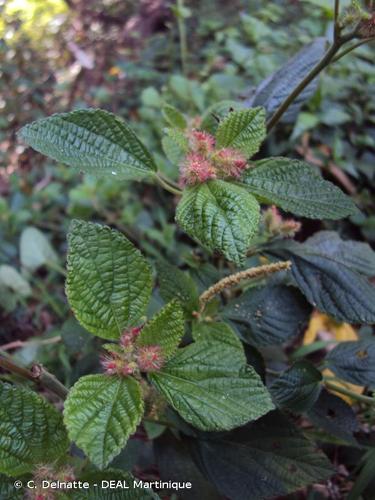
[334,0,340,40]
[155,173,182,195]
[176,0,188,75]
[325,380,375,406]
[198,260,291,312]
[332,37,375,62]
[0,354,68,400]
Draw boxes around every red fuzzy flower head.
[120,325,143,347]
[180,153,217,186]
[213,148,248,178]
[136,345,165,373]
[101,353,137,377]
[263,206,301,237]
[189,130,215,155]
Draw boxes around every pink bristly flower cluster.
[179,129,250,186]
[101,326,165,376]
[263,206,301,238]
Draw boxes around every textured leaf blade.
[67,220,152,339]
[245,38,326,123]
[156,261,199,315]
[326,339,375,387]
[150,325,274,431]
[242,157,357,219]
[215,107,266,157]
[272,242,375,324]
[222,284,312,346]
[64,374,144,469]
[0,383,69,476]
[191,410,333,500]
[200,100,245,135]
[176,180,260,265]
[136,300,185,360]
[270,361,322,412]
[19,109,157,180]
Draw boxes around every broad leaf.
[74,470,159,499]
[242,157,357,219]
[156,261,199,315]
[215,107,266,157]
[245,38,326,123]
[200,100,244,135]
[306,231,375,277]
[0,383,69,476]
[326,339,375,387]
[192,321,236,342]
[307,389,359,445]
[149,325,274,431]
[0,474,24,499]
[19,109,157,180]
[64,374,144,469]
[20,227,58,271]
[136,300,185,360]
[176,180,260,265]
[270,241,375,324]
[66,220,152,339]
[162,104,187,129]
[222,284,311,346]
[270,361,322,412]
[190,410,333,500]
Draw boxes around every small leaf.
[306,231,375,277]
[149,325,274,431]
[190,410,334,500]
[0,383,69,476]
[20,227,58,271]
[0,265,31,297]
[66,220,152,339]
[215,107,266,157]
[192,321,235,342]
[270,361,322,412]
[76,469,159,499]
[156,261,199,315]
[200,100,245,135]
[136,300,185,360]
[242,157,357,219]
[326,339,375,387]
[162,104,187,129]
[270,241,375,324]
[176,180,260,265]
[19,109,157,180]
[64,374,144,469]
[222,284,312,346]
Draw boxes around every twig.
[198,261,291,312]
[325,381,375,406]
[155,173,182,195]
[332,37,375,62]
[0,336,62,352]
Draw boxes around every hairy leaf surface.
[67,220,152,339]
[242,157,356,219]
[176,180,260,265]
[64,375,144,469]
[0,383,69,476]
[19,109,156,180]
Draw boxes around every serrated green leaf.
[156,261,199,315]
[0,474,24,499]
[270,361,322,412]
[74,470,159,499]
[64,375,144,469]
[176,180,260,265]
[136,300,184,360]
[149,326,274,431]
[66,220,152,339]
[326,339,375,387]
[0,383,69,476]
[200,100,244,135]
[242,157,357,219]
[222,284,311,346]
[19,109,157,180]
[161,136,185,165]
[191,410,334,500]
[270,241,375,324]
[192,321,238,342]
[215,107,266,157]
[162,104,187,129]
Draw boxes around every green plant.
[1,1,375,499]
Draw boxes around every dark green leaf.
[19,109,157,180]
[242,157,357,219]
